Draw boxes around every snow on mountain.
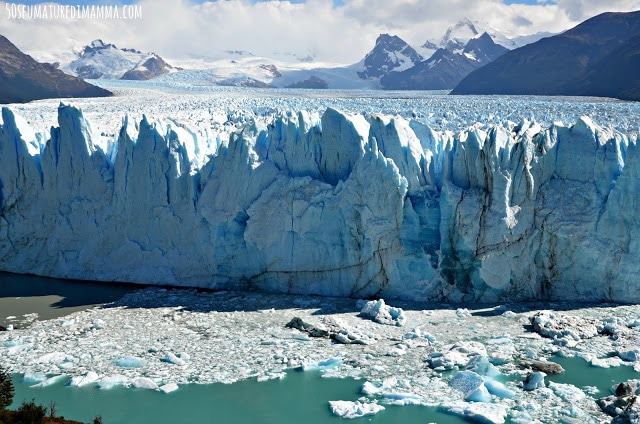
[121,54,175,81]
[381,33,508,90]
[62,39,175,80]
[356,34,423,80]
[1,99,640,303]
[422,18,551,55]
[156,53,372,89]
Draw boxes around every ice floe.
[328,400,385,419]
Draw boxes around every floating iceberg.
[1,104,639,302]
[328,400,385,419]
[440,402,508,424]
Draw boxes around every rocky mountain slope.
[451,11,640,99]
[0,35,111,104]
[381,32,508,90]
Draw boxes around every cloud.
[0,0,639,65]
[553,0,640,21]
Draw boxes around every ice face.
[0,100,640,302]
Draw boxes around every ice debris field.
[2,85,640,302]
[2,288,640,423]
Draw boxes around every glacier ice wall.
[0,104,638,302]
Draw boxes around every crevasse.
[0,104,637,302]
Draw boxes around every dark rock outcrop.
[0,35,111,103]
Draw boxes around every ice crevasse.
[0,104,638,303]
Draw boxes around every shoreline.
[0,272,140,327]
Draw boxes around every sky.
[1,0,640,64]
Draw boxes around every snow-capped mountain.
[422,18,543,55]
[121,54,175,81]
[381,32,508,89]
[355,33,423,80]
[354,18,552,90]
[63,39,175,80]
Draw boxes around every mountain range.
[146,19,544,90]
[0,35,110,104]
[8,18,550,92]
[3,11,640,102]
[62,39,176,80]
[451,11,640,100]
[379,32,508,90]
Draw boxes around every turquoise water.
[11,370,467,424]
[12,357,636,424]
[548,356,639,395]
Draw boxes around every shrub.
[14,399,46,424]
[0,365,14,410]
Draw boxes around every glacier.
[0,102,639,302]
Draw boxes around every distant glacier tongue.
[0,103,637,302]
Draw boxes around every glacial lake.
[9,357,638,424]
[1,273,468,423]
[11,371,468,424]
[2,272,637,423]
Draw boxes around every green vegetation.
[0,365,100,424]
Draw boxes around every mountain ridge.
[0,35,111,104]
[451,10,640,99]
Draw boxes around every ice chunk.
[548,382,586,403]
[302,358,342,372]
[23,372,47,384]
[449,371,491,402]
[483,379,514,399]
[68,371,100,387]
[162,352,186,366]
[358,299,406,327]
[114,356,147,368]
[37,351,67,364]
[530,311,599,341]
[403,325,436,342]
[159,382,179,393]
[328,401,385,419]
[131,377,159,390]
[466,356,500,378]
[440,402,508,424]
[98,375,128,389]
[523,372,546,391]
[429,341,487,370]
[30,374,68,388]
[361,377,397,395]
[618,348,640,362]
[382,392,423,405]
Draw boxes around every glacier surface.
[1,94,640,302]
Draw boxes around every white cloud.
[0,0,638,65]
[553,0,640,21]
